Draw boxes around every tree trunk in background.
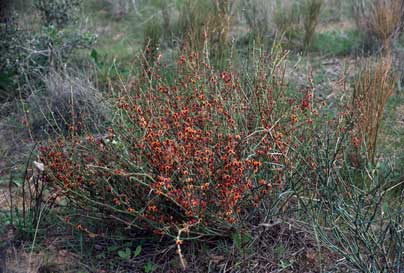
[0,247,5,273]
[0,0,12,23]
[132,0,139,14]
[330,0,342,20]
[107,0,138,17]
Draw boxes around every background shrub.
[241,0,272,44]
[34,0,81,28]
[0,18,27,102]
[0,2,95,104]
[272,0,323,51]
[272,1,302,47]
[353,0,404,51]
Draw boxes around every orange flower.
[253,160,261,166]
[148,205,158,212]
[291,114,298,124]
[201,183,210,190]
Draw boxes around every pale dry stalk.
[353,55,396,163]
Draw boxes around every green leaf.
[232,232,242,249]
[232,231,252,250]
[274,244,286,257]
[144,261,156,272]
[279,259,293,269]
[90,49,98,64]
[95,252,106,259]
[0,71,14,89]
[383,202,389,214]
[107,245,120,252]
[118,247,131,260]
[134,245,142,257]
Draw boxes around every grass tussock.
[26,68,109,138]
[352,55,397,163]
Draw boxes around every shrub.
[39,47,321,238]
[0,0,12,22]
[272,0,323,51]
[241,0,272,44]
[174,0,235,67]
[0,6,95,103]
[106,0,135,18]
[309,133,404,272]
[0,18,26,102]
[34,0,81,28]
[17,26,95,98]
[290,93,404,272]
[273,1,301,46]
[353,0,404,51]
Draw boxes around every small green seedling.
[133,245,142,257]
[118,247,131,260]
[232,231,252,250]
[144,261,157,272]
[279,259,293,270]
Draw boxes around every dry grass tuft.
[352,55,397,163]
[4,245,77,273]
[27,68,109,137]
[176,0,235,59]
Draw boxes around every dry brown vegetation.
[352,55,397,163]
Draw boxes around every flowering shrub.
[40,48,320,236]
